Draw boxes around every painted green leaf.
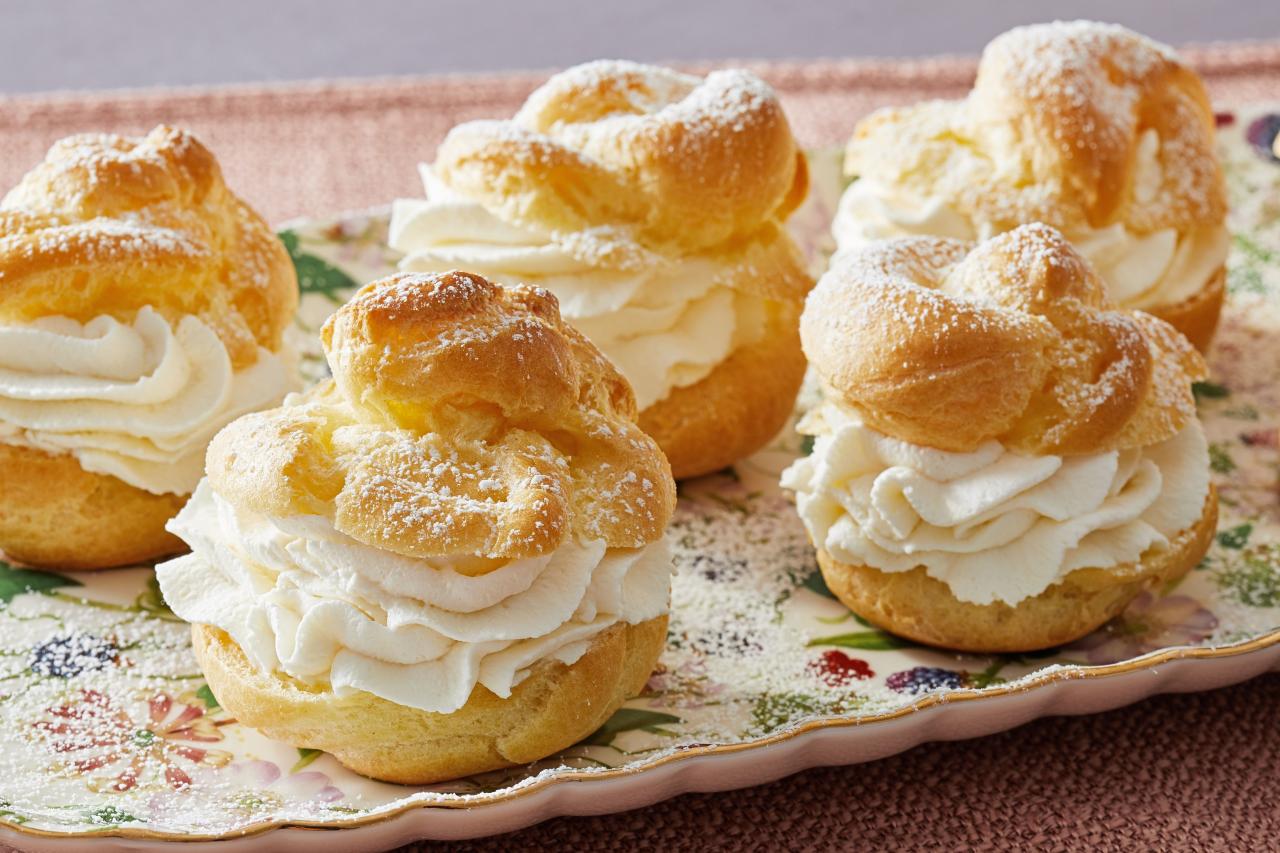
[583,708,682,746]
[801,569,837,600]
[1224,404,1260,421]
[322,805,366,815]
[195,683,221,711]
[292,748,324,773]
[278,230,358,303]
[1215,548,1280,608]
[1217,523,1254,550]
[87,805,137,825]
[967,659,1010,689]
[1233,232,1275,263]
[0,799,27,825]
[807,630,911,651]
[799,434,815,456]
[1209,443,1237,474]
[1000,647,1063,666]
[1228,265,1265,296]
[134,574,177,619]
[0,560,81,604]
[1191,380,1230,401]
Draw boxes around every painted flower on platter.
[31,689,233,792]
[643,658,727,710]
[28,633,120,678]
[213,760,344,812]
[808,649,874,687]
[1067,593,1219,665]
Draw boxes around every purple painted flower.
[1245,114,1280,163]
[216,759,344,805]
[885,666,968,694]
[1068,592,1218,665]
[809,650,875,687]
[146,758,345,822]
[643,658,727,710]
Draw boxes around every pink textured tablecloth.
[3,42,1280,224]
[1,44,1278,852]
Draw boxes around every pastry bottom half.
[192,615,668,785]
[0,443,186,571]
[1145,266,1225,354]
[639,300,806,481]
[815,487,1218,654]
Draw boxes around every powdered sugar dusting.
[811,224,1201,450]
[431,59,801,272]
[848,20,1224,237]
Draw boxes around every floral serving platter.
[2,108,1280,851]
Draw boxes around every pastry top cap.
[208,271,676,562]
[803,223,1206,455]
[434,60,809,262]
[847,21,1225,235]
[0,125,297,366]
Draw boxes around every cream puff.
[389,60,813,479]
[156,270,676,784]
[0,126,299,570]
[835,21,1228,351]
[782,224,1217,653]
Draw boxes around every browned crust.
[1146,265,1226,354]
[815,487,1218,654]
[805,227,1207,457]
[192,616,668,785]
[845,23,1225,238]
[211,272,676,560]
[0,125,298,369]
[0,443,186,570]
[437,63,804,255]
[639,300,806,480]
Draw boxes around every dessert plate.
[2,109,1280,851]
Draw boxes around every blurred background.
[3,1,1277,224]
[3,0,1279,93]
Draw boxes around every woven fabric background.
[1,42,1278,852]
[3,42,1280,224]
[443,674,1280,852]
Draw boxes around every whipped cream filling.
[156,481,673,714]
[0,307,298,495]
[834,129,1229,310]
[780,406,1210,606]
[389,165,765,409]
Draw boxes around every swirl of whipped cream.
[833,129,1229,311]
[781,405,1210,606]
[389,165,765,410]
[156,481,673,714]
[0,307,298,495]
